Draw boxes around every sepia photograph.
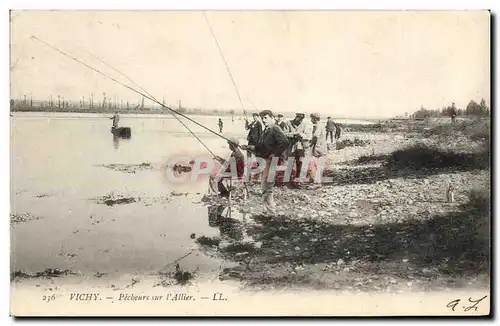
[9,10,491,316]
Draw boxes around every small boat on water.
[111,126,132,139]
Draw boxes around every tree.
[466,100,481,116]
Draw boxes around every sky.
[10,10,490,118]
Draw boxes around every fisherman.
[211,137,246,198]
[110,111,120,129]
[245,113,263,159]
[218,118,224,133]
[241,110,289,213]
[308,113,328,183]
[275,114,287,130]
[325,116,336,143]
[283,112,313,182]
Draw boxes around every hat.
[295,112,305,117]
[259,110,274,118]
[227,137,239,146]
[277,114,284,118]
[311,113,320,119]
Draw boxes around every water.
[10,112,373,279]
[10,113,240,279]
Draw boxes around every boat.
[111,126,131,139]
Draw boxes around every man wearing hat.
[212,137,246,198]
[326,116,336,144]
[275,114,287,130]
[283,112,313,181]
[245,113,263,159]
[241,110,289,213]
[309,113,328,182]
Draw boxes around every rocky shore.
[195,118,491,292]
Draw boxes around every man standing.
[245,113,263,158]
[275,114,287,130]
[325,116,336,143]
[283,112,313,181]
[450,102,457,124]
[242,110,289,213]
[309,113,328,183]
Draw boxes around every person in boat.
[218,118,224,133]
[241,110,289,213]
[110,111,120,129]
[244,113,263,159]
[211,137,246,198]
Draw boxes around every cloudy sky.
[10,10,490,117]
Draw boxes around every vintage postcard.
[10,10,491,316]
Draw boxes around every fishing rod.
[202,11,249,120]
[71,42,217,157]
[31,35,243,152]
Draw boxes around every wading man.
[242,110,289,213]
[218,118,224,133]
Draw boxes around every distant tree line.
[10,96,242,117]
[411,99,490,119]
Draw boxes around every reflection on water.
[113,134,120,150]
[207,205,246,242]
[10,113,238,277]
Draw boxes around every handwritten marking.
[446,296,488,312]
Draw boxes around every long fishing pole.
[31,35,239,149]
[202,11,249,120]
[72,43,217,157]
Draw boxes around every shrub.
[384,143,488,171]
[336,138,371,150]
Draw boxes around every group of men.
[245,111,341,178]
[215,110,341,213]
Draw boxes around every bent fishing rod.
[72,43,217,157]
[31,35,245,153]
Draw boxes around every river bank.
[194,118,491,293]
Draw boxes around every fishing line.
[31,35,244,155]
[71,44,217,157]
[202,11,249,119]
